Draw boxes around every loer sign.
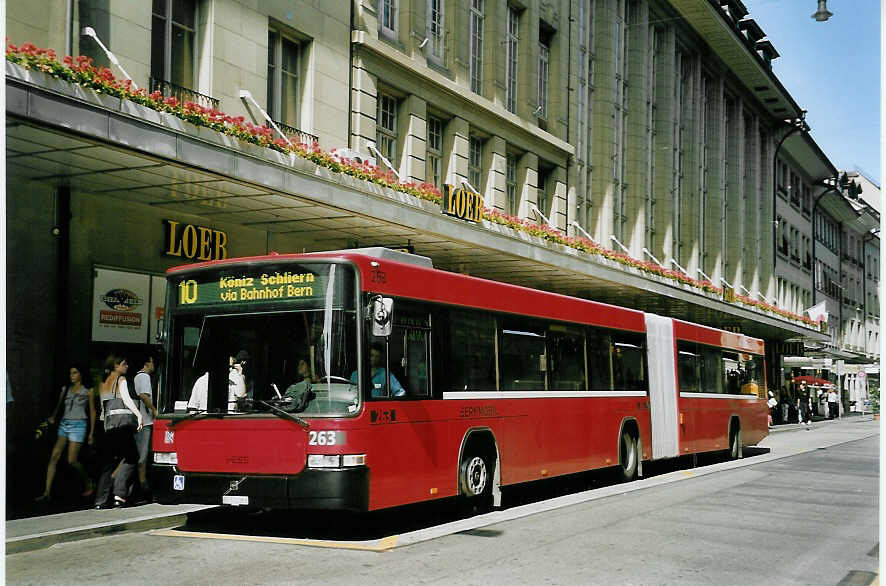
[441,184,483,223]
[164,219,228,261]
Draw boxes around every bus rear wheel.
[459,449,493,512]
[729,425,741,460]
[619,431,639,482]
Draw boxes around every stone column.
[444,116,469,187]
[349,56,377,156]
[401,95,427,184]
[518,152,539,220]
[486,136,506,212]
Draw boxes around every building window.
[506,153,517,216]
[505,6,519,113]
[469,135,483,191]
[151,0,197,90]
[376,92,398,164]
[267,30,301,129]
[537,165,552,217]
[537,37,550,120]
[470,0,484,94]
[380,0,397,38]
[428,0,444,61]
[426,116,443,188]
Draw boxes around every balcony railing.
[271,120,319,147]
[149,78,219,110]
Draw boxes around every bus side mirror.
[370,296,394,337]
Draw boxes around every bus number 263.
[308,431,343,446]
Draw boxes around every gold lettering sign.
[165,220,228,261]
[722,286,736,303]
[441,184,484,223]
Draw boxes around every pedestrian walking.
[35,363,96,502]
[827,388,839,419]
[93,354,142,509]
[117,352,158,504]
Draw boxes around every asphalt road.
[6,420,879,585]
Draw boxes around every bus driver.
[350,343,405,398]
[186,350,250,411]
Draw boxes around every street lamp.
[811,0,833,22]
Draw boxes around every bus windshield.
[163,263,359,417]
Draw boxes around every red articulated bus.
[151,248,768,511]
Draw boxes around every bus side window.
[587,328,612,391]
[388,327,430,398]
[388,301,432,398]
[549,327,586,391]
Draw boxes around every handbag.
[103,376,138,432]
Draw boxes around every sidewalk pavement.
[6,414,878,555]
[768,411,876,434]
[5,503,216,554]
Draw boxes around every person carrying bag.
[93,355,142,509]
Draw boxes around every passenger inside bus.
[283,358,315,411]
[350,343,405,398]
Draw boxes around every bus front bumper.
[150,465,369,511]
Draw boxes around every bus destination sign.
[177,270,323,307]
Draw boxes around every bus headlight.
[341,454,366,467]
[154,452,178,465]
[306,454,366,468]
[307,454,341,468]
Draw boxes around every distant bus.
[151,248,768,511]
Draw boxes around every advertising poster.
[91,268,151,344]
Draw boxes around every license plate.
[222,495,249,506]
[173,475,185,491]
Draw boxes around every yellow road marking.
[681,471,694,477]
[150,528,399,551]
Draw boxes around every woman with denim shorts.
[36,363,96,501]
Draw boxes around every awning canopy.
[6,72,827,344]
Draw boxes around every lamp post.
[771,114,809,276]
[811,0,833,22]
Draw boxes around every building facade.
[6,0,876,509]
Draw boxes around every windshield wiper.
[258,400,310,429]
[167,410,218,428]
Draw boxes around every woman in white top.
[93,354,143,509]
